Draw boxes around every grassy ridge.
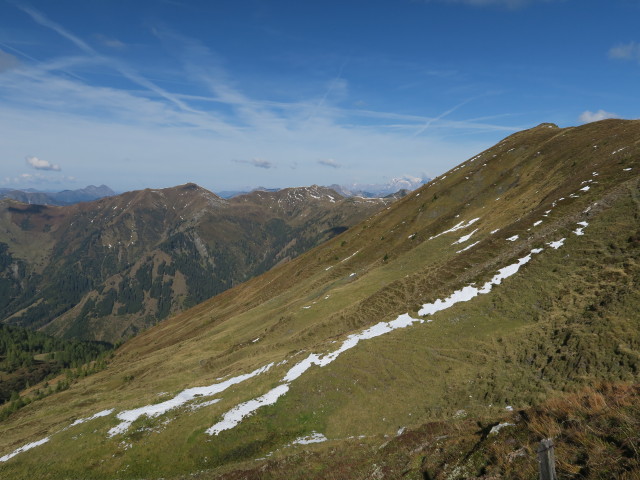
[1,120,639,479]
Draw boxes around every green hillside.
[0,184,391,343]
[0,119,639,479]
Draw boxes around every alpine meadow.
[1,119,640,479]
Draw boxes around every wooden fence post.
[537,438,557,480]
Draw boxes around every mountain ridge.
[0,185,116,206]
[0,183,393,343]
[1,119,639,479]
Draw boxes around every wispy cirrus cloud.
[94,34,126,49]
[609,42,640,63]
[2,3,519,192]
[578,110,620,124]
[26,155,61,171]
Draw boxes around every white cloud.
[608,42,640,62]
[233,158,274,169]
[1,5,515,192]
[578,110,620,124]
[25,156,62,171]
[94,34,126,49]
[317,158,341,168]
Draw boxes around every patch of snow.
[207,314,423,435]
[291,432,328,445]
[452,228,478,245]
[70,409,114,427]
[108,363,275,437]
[302,306,311,309]
[490,229,500,234]
[430,217,480,240]
[418,248,543,316]
[489,422,515,435]
[206,384,290,435]
[533,220,542,227]
[0,437,50,462]
[623,167,632,172]
[349,273,356,277]
[456,241,480,254]
[506,235,519,242]
[547,238,565,249]
[341,250,360,263]
[574,221,589,236]
[189,398,221,412]
[505,406,514,411]
[580,186,590,192]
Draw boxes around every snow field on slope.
[1,200,595,461]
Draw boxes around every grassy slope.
[0,185,389,343]
[0,119,639,479]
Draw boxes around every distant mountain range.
[0,184,394,343]
[328,174,429,197]
[216,176,428,199]
[0,185,115,206]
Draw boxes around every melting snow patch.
[452,228,478,245]
[189,398,221,412]
[108,363,275,437]
[489,423,514,435]
[292,432,328,445]
[533,220,542,227]
[490,229,500,234]
[341,251,360,263]
[506,235,519,242]
[574,221,589,236]
[349,273,356,277]
[0,437,50,462]
[580,186,590,192]
[207,314,423,435]
[207,384,291,435]
[547,238,565,249]
[505,406,514,412]
[456,241,480,254]
[624,168,632,172]
[418,248,543,316]
[70,409,114,427]
[430,218,480,240]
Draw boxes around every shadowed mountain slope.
[0,185,115,206]
[0,119,639,479]
[0,184,392,343]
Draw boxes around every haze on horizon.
[0,0,638,193]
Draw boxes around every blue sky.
[1,0,639,193]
